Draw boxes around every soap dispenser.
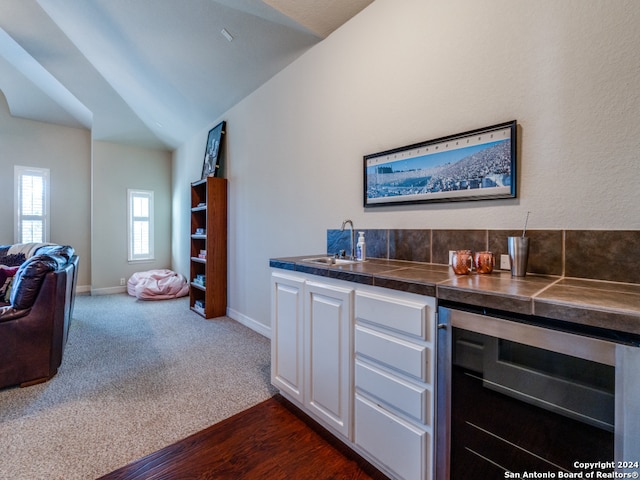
[356,231,366,261]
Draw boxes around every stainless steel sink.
[302,256,360,266]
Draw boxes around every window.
[14,166,50,244]
[128,189,154,262]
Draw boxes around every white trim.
[14,165,50,243]
[127,189,154,262]
[90,286,128,296]
[75,284,92,294]
[227,307,271,339]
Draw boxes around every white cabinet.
[271,272,305,404]
[271,272,353,439]
[271,272,436,479]
[354,288,436,480]
[305,280,353,438]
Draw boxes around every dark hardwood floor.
[99,394,388,480]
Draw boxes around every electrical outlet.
[448,250,456,265]
[500,254,511,270]
[120,277,126,286]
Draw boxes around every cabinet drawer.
[356,325,430,383]
[356,359,430,425]
[355,394,430,480]
[356,291,430,340]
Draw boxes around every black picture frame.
[201,121,226,179]
[363,120,517,207]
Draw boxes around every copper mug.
[451,250,473,275]
[474,251,495,274]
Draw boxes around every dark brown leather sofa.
[0,245,78,389]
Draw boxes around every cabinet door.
[271,273,305,404]
[305,281,353,439]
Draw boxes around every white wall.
[0,92,92,290]
[0,93,173,293]
[172,0,640,333]
[93,140,172,293]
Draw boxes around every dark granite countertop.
[270,256,640,338]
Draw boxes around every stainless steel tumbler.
[508,236,529,277]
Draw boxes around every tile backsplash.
[327,229,640,285]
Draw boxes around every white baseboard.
[227,307,271,339]
[90,286,127,296]
[76,284,91,294]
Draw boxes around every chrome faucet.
[341,219,355,260]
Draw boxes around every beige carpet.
[0,293,276,480]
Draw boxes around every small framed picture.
[201,121,226,179]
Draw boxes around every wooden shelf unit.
[190,177,227,319]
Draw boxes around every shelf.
[189,176,227,319]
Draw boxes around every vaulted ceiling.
[0,0,373,149]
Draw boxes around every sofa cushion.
[10,255,58,310]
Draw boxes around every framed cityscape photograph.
[363,120,517,207]
[201,121,226,179]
